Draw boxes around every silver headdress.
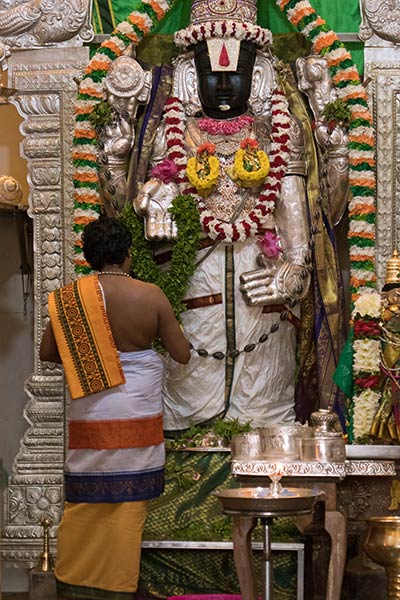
[174,0,272,71]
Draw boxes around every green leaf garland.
[121,194,202,317]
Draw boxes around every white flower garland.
[174,20,272,48]
[163,89,291,243]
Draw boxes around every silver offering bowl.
[364,516,400,598]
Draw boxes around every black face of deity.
[194,40,256,119]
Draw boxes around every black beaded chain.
[189,197,320,361]
[190,308,292,359]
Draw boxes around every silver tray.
[167,447,230,452]
[346,445,400,460]
[213,487,323,516]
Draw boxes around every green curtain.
[92,0,364,73]
[139,451,301,598]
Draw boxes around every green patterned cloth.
[139,451,303,599]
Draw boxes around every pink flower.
[150,158,179,184]
[258,230,282,259]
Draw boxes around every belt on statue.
[183,293,223,311]
[262,304,301,329]
[155,237,215,265]
[182,296,300,330]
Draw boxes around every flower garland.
[163,89,291,243]
[277,0,378,441]
[186,143,220,196]
[198,115,254,136]
[174,20,272,49]
[120,195,202,318]
[72,0,173,274]
[233,138,270,188]
[277,0,376,302]
[350,292,382,442]
[186,138,270,196]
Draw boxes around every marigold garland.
[186,144,220,196]
[233,140,270,188]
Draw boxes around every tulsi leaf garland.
[120,195,202,318]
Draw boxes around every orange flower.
[240,138,258,150]
[197,142,216,155]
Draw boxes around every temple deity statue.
[96,0,347,432]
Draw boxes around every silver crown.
[190,0,258,25]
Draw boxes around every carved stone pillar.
[359,0,400,286]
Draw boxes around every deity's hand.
[239,254,311,306]
[313,118,348,152]
[133,178,178,241]
[102,115,134,161]
[97,115,134,216]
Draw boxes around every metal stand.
[261,517,274,600]
[223,506,314,600]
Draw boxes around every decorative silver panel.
[359,0,400,46]
[0,0,93,50]
[231,459,396,478]
[0,46,89,567]
[359,0,400,285]
[362,64,400,284]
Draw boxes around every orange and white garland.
[163,88,291,243]
[72,0,173,274]
[277,0,376,301]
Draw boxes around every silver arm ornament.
[296,54,349,226]
[98,52,152,216]
[240,172,312,305]
[132,123,179,241]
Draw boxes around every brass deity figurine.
[95,0,347,432]
[370,249,400,442]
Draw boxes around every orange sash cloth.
[48,274,126,399]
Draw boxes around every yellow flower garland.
[187,140,270,195]
[233,148,270,188]
[186,155,220,197]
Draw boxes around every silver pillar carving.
[0,45,90,566]
[360,0,400,286]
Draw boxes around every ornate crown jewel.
[190,0,257,24]
[174,0,272,51]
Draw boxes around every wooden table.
[231,459,396,600]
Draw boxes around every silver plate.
[213,487,323,516]
[346,444,400,460]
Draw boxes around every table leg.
[325,509,347,600]
[231,514,258,600]
[261,518,274,600]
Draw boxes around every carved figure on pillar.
[95,0,347,433]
